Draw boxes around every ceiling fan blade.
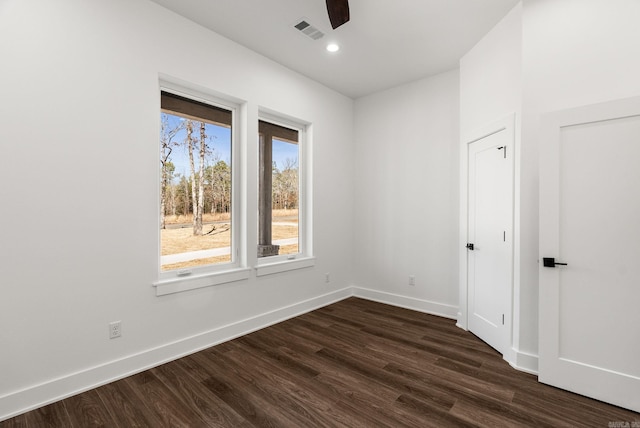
[326,0,350,29]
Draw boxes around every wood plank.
[384,358,516,404]
[394,394,478,428]
[236,333,321,379]
[360,324,484,368]
[221,345,354,427]
[448,398,555,428]
[24,400,70,428]
[195,355,296,427]
[0,415,27,428]
[63,389,115,428]
[511,386,640,427]
[152,360,252,428]
[4,297,639,427]
[282,321,389,368]
[193,349,313,427]
[95,379,165,428]
[124,370,208,427]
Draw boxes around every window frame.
[154,80,249,296]
[256,110,314,276]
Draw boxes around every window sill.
[153,268,252,296]
[255,256,315,277]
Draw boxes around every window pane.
[160,91,233,271]
[272,138,299,256]
[258,120,299,258]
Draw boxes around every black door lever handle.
[543,257,568,268]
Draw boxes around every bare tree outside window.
[160,91,233,272]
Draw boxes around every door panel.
[539,97,640,412]
[468,127,513,354]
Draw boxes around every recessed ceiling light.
[326,43,340,53]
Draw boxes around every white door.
[467,124,513,355]
[539,96,640,413]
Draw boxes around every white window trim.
[255,257,316,277]
[155,76,247,294]
[255,110,313,276]
[153,268,252,296]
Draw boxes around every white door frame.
[459,113,517,362]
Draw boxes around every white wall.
[7,0,636,420]
[460,0,640,369]
[520,0,640,355]
[460,3,522,134]
[0,0,354,419]
[352,70,460,317]
[459,3,529,366]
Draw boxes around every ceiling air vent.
[294,19,324,40]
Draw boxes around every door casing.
[459,114,516,360]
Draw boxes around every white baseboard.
[0,286,488,421]
[509,349,539,375]
[0,287,353,422]
[3,284,535,422]
[352,287,458,319]
[349,288,540,375]
[455,311,467,330]
[351,287,540,374]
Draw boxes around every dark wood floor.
[2,298,639,427]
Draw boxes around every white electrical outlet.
[109,321,122,339]
[409,275,416,286]
[325,272,330,283]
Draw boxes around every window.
[159,90,237,276]
[257,115,311,269]
[155,82,312,291]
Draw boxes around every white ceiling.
[148,0,519,99]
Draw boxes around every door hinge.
[502,314,505,325]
